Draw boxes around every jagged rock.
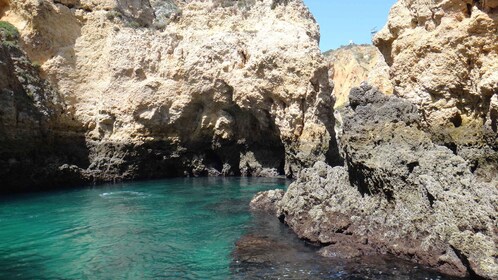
[324,44,393,108]
[374,0,498,182]
[0,0,340,191]
[249,189,284,215]
[276,85,498,279]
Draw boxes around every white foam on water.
[99,191,150,198]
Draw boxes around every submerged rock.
[232,213,464,280]
[275,85,498,279]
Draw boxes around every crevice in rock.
[277,214,286,224]
[450,245,486,280]
[384,189,395,203]
[53,0,78,9]
[238,49,248,65]
[426,189,435,208]
[473,0,483,10]
[470,161,478,173]
[407,161,419,173]
[270,0,290,10]
[444,142,458,155]
[490,108,497,133]
[450,113,462,128]
[466,3,473,17]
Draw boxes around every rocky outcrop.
[252,1,498,278]
[374,0,498,182]
[249,189,284,215]
[324,44,392,108]
[268,85,498,279]
[0,24,87,192]
[0,0,339,192]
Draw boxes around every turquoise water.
[0,178,462,280]
[0,178,287,279]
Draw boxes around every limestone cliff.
[324,44,392,108]
[0,0,339,191]
[374,0,498,182]
[0,23,87,192]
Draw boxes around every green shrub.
[31,61,42,70]
[1,40,17,48]
[153,1,181,20]
[0,21,19,42]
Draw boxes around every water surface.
[0,178,461,279]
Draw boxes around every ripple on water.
[99,191,151,199]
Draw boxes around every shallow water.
[0,178,461,279]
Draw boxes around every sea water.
[0,178,461,279]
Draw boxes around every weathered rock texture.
[249,189,284,216]
[271,85,498,279]
[0,0,339,192]
[252,1,498,278]
[324,44,392,108]
[374,0,498,182]
[0,27,87,192]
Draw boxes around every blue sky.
[303,0,397,52]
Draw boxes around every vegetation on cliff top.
[0,21,19,46]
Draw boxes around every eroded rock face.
[275,85,498,279]
[374,0,498,182]
[324,44,392,108]
[0,32,87,192]
[0,0,339,190]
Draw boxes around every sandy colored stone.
[0,31,86,192]
[374,0,498,182]
[0,0,339,189]
[324,44,393,108]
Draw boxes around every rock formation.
[0,23,87,192]
[249,189,284,215]
[324,44,392,108]
[252,1,498,277]
[0,0,339,192]
[374,0,498,182]
[254,85,498,279]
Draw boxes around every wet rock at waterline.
[232,213,464,280]
[250,189,285,216]
[256,85,498,279]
